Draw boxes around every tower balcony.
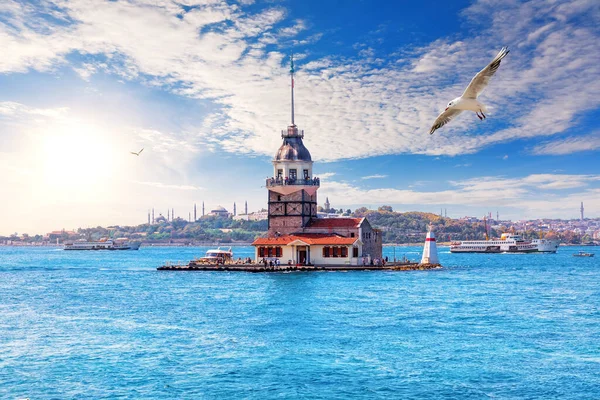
[266,177,320,195]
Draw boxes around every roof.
[274,136,312,162]
[253,233,360,246]
[306,218,364,229]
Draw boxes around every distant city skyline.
[1,0,599,235]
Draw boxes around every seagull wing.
[130,151,138,155]
[429,108,464,135]
[138,148,144,155]
[462,46,510,99]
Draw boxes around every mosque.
[252,57,382,265]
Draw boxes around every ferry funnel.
[420,225,439,265]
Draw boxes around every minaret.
[266,54,319,236]
[233,202,237,216]
[152,208,155,224]
[420,225,439,265]
[172,208,174,220]
[148,210,150,225]
[202,202,205,217]
[194,203,197,221]
[245,201,248,215]
[581,202,584,221]
[189,212,191,222]
[167,209,170,221]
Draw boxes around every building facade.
[252,56,382,265]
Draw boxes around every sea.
[1,245,599,399]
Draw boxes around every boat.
[450,233,559,254]
[194,247,233,264]
[573,251,594,257]
[64,238,141,250]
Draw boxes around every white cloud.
[133,181,204,191]
[361,174,387,180]
[531,131,600,155]
[0,0,598,163]
[319,173,600,219]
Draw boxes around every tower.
[266,54,320,236]
[581,202,584,221]
[202,202,205,217]
[245,201,248,215]
[148,210,150,225]
[172,208,174,220]
[233,202,237,216]
[194,203,197,221]
[420,225,439,265]
[152,208,155,224]
[167,209,170,221]
[324,197,330,212]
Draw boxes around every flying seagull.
[429,46,510,135]
[130,148,144,156]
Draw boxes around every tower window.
[277,169,283,179]
[303,169,309,179]
[289,169,297,180]
[278,195,281,201]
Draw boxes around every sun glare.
[38,121,124,196]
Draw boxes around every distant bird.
[429,46,510,135]
[130,148,144,156]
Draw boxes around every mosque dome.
[274,134,312,162]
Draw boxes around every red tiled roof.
[253,233,359,246]
[306,218,363,229]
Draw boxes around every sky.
[1,0,600,235]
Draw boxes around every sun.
[37,121,124,197]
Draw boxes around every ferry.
[64,238,141,250]
[573,251,594,257]
[450,233,559,254]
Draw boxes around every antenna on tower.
[290,53,295,126]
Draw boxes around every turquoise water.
[1,245,599,399]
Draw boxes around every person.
[276,259,280,267]
[385,256,388,263]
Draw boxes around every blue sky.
[1,0,599,234]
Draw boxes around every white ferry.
[450,233,559,254]
[64,238,141,250]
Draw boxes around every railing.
[266,177,320,187]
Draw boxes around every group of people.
[260,258,283,268]
[362,256,389,266]
[267,176,320,186]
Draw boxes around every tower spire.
[290,53,295,126]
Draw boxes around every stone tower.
[266,55,320,236]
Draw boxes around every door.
[298,250,307,265]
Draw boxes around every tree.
[378,205,393,212]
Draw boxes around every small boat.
[195,247,233,264]
[573,251,594,257]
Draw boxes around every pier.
[157,261,441,272]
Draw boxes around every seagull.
[429,46,510,135]
[130,148,144,156]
